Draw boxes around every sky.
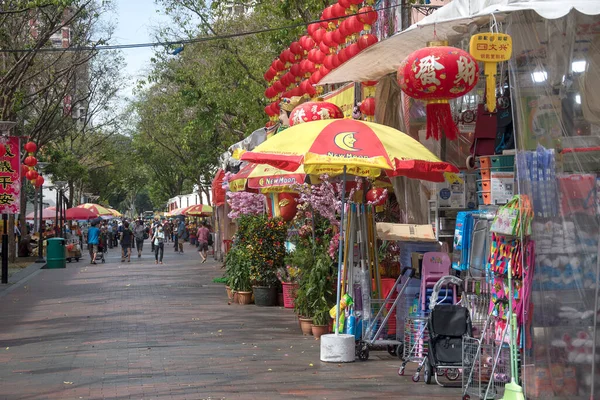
[111,0,171,100]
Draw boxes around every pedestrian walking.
[120,221,133,262]
[87,221,100,264]
[177,218,186,254]
[196,221,210,263]
[134,219,146,258]
[151,224,165,264]
[163,221,171,243]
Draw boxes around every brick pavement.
[0,241,461,400]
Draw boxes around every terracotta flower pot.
[299,317,313,336]
[237,291,252,305]
[311,324,330,339]
[226,286,233,301]
[233,291,239,304]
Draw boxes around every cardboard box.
[376,223,436,242]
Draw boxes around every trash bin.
[46,238,66,269]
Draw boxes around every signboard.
[491,171,515,205]
[322,83,355,119]
[0,137,21,214]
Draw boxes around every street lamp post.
[0,121,16,284]
[35,162,48,263]
[54,181,67,238]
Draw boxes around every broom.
[501,256,525,400]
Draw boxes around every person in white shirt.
[151,225,165,264]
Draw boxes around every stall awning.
[320,0,600,85]
[211,169,226,206]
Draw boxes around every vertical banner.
[0,137,21,214]
[323,83,355,119]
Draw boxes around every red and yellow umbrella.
[76,203,112,216]
[183,204,213,217]
[240,119,458,182]
[229,163,306,193]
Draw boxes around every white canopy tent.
[320,0,600,85]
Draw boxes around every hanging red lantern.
[324,55,337,71]
[289,101,344,126]
[25,170,38,181]
[332,29,344,45]
[35,175,44,188]
[24,142,37,153]
[349,0,363,4]
[331,3,346,18]
[300,80,316,97]
[308,49,326,65]
[398,46,479,140]
[321,6,333,28]
[319,65,330,77]
[278,193,299,222]
[339,19,352,38]
[323,31,337,49]
[273,59,285,71]
[265,104,275,116]
[360,97,376,121]
[357,6,378,27]
[366,187,387,212]
[348,16,364,34]
[20,164,28,177]
[319,41,331,55]
[358,33,378,50]
[307,23,320,37]
[290,42,303,57]
[290,63,302,77]
[345,42,361,59]
[272,80,285,93]
[271,102,280,115]
[301,59,316,75]
[24,156,37,167]
[338,47,349,64]
[309,70,322,84]
[339,0,352,9]
[300,35,315,52]
[312,27,326,44]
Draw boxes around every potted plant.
[311,306,331,339]
[225,246,252,305]
[306,252,336,339]
[277,264,300,309]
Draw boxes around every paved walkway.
[0,241,461,400]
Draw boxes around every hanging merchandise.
[490,195,533,237]
[397,44,479,140]
[516,146,558,218]
[451,211,478,271]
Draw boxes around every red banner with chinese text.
[0,137,21,214]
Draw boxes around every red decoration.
[264,68,275,82]
[273,59,285,71]
[319,41,331,55]
[321,6,333,28]
[348,16,364,34]
[357,6,378,26]
[331,3,346,18]
[319,65,330,77]
[290,63,302,77]
[360,97,376,117]
[289,101,344,126]
[339,19,352,38]
[308,49,326,65]
[24,142,37,153]
[307,23,320,37]
[309,70,322,84]
[358,33,378,50]
[25,170,38,180]
[300,80,316,97]
[324,55,337,71]
[35,175,44,188]
[362,80,378,87]
[278,193,299,222]
[21,164,28,177]
[323,31,337,49]
[0,145,5,158]
[290,42,303,56]
[338,47,349,64]
[312,27,326,44]
[300,35,315,52]
[397,46,479,140]
[272,80,285,93]
[24,156,37,167]
[301,59,316,75]
[366,187,387,212]
[280,49,295,64]
[345,42,361,59]
[332,29,344,45]
[339,0,352,8]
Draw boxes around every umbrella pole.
[335,166,347,335]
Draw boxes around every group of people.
[86,217,213,265]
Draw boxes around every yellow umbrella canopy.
[229,162,306,193]
[240,119,458,182]
[107,208,122,217]
[76,203,112,216]
[183,205,213,216]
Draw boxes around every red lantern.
[319,65,330,77]
[301,60,316,75]
[360,97,376,118]
[324,55,337,71]
[289,101,344,126]
[358,34,378,50]
[348,16,364,34]
[265,104,275,116]
[25,170,38,180]
[332,29,344,45]
[280,49,295,64]
[24,156,37,167]
[357,6,378,26]
[24,142,37,153]
[35,175,44,188]
[338,47,349,64]
[290,63,302,77]
[278,193,299,222]
[312,27,326,43]
[273,59,285,71]
[319,41,331,55]
[272,80,285,93]
[309,70,322,84]
[20,164,28,177]
[366,187,387,212]
[339,0,352,8]
[323,31,337,49]
[271,102,280,115]
[339,19,352,38]
[349,0,363,4]
[290,42,303,56]
[307,23,320,37]
[300,80,316,97]
[321,6,333,28]
[308,49,326,65]
[398,46,479,140]
[300,35,315,52]
[345,42,361,59]
[331,3,346,18]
